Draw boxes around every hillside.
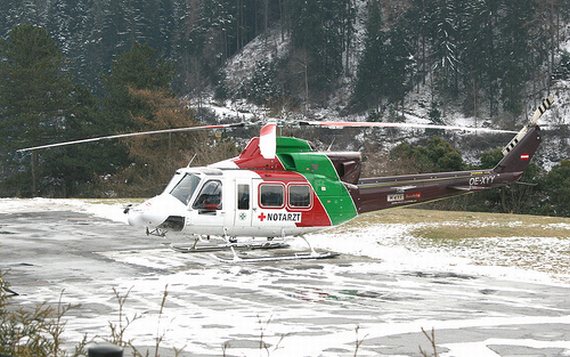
[2,1,569,115]
[209,16,570,169]
[1,0,570,209]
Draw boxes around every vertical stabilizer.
[494,96,554,174]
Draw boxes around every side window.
[289,185,311,208]
[259,184,284,208]
[237,184,249,210]
[193,180,222,210]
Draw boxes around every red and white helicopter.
[19,97,555,261]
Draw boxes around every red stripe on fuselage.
[232,139,331,227]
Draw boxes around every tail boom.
[349,168,521,214]
[350,100,551,214]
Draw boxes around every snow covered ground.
[1,198,569,356]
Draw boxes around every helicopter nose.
[126,195,186,228]
[127,208,168,228]
[126,209,144,227]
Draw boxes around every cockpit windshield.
[170,174,201,205]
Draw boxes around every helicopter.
[18,96,555,262]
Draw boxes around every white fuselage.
[126,166,329,238]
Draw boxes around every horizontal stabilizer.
[449,186,494,192]
[394,185,417,192]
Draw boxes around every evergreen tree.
[352,1,414,111]
[158,0,176,58]
[41,86,112,197]
[351,0,386,110]
[389,136,464,174]
[498,0,536,115]
[542,160,570,216]
[460,0,501,117]
[289,0,352,96]
[428,0,460,93]
[241,58,284,105]
[99,0,131,69]
[198,0,239,62]
[383,24,416,104]
[100,43,175,175]
[0,25,83,196]
[103,42,175,131]
[47,0,94,83]
[0,0,37,34]
[401,0,430,88]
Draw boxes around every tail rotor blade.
[529,95,555,126]
[501,96,556,157]
[259,123,277,159]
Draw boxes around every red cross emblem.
[257,212,266,221]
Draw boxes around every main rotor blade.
[16,122,246,153]
[259,123,277,159]
[298,121,518,134]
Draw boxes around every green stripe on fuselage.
[276,137,357,226]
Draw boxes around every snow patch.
[222,25,291,97]
[303,222,570,285]
[0,198,128,224]
[441,338,570,357]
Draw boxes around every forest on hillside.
[2,0,569,111]
[1,0,570,215]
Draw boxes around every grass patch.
[343,208,570,239]
[413,225,570,240]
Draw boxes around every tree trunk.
[303,50,309,112]
[236,0,240,51]
[279,0,284,41]
[264,0,268,33]
[240,0,245,49]
[345,0,353,74]
[473,75,479,123]
[31,152,37,196]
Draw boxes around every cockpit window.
[170,174,201,205]
[193,180,222,210]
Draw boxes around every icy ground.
[1,198,569,356]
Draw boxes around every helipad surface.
[0,199,569,356]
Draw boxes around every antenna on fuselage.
[187,153,198,167]
[326,137,336,151]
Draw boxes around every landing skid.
[216,249,339,263]
[215,236,339,263]
[170,240,288,253]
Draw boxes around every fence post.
[88,343,123,357]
